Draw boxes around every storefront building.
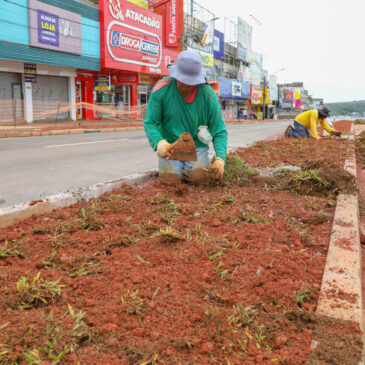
[0,0,100,123]
[218,77,250,119]
[77,0,182,120]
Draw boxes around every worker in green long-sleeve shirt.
[144,50,228,184]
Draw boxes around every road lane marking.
[44,139,129,148]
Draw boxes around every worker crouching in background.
[284,107,342,139]
[144,51,228,185]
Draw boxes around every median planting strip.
[0,171,157,229]
[0,125,363,364]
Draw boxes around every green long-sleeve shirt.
[144,77,228,161]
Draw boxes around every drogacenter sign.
[100,0,164,73]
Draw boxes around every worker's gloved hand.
[210,157,225,180]
[157,140,172,158]
[331,130,342,137]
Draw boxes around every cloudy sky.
[195,0,364,103]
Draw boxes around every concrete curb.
[0,126,145,139]
[0,120,291,139]
[315,128,364,363]
[0,170,157,229]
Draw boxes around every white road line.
[44,139,129,148]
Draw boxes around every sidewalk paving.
[0,118,289,138]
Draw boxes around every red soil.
[235,136,350,168]
[0,137,357,364]
[332,120,353,132]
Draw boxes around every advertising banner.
[29,0,82,55]
[218,78,250,99]
[237,18,252,62]
[148,0,168,8]
[260,88,270,104]
[231,81,242,97]
[112,74,139,84]
[285,90,294,102]
[24,63,37,83]
[94,76,111,91]
[100,0,178,75]
[250,85,262,100]
[185,22,216,80]
[241,82,250,99]
[213,29,224,60]
[165,0,179,47]
[248,51,262,85]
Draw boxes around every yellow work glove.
[210,157,225,181]
[156,140,172,158]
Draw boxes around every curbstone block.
[0,171,158,229]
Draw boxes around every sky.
[195,0,365,103]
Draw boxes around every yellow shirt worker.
[284,107,341,139]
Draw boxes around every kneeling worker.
[144,51,228,184]
[284,107,341,139]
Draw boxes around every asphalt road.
[0,121,289,208]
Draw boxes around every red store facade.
[76,0,182,120]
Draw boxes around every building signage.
[213,29,224,60]
[112,74,139,84]
[166,0,179,47]
[285,90,294,102]
[24,63,37,83]
[237,17,252,62]
[250,85,262,100]
[37,10,59,47]
[148,0,168,8]
[29,0,82,55]
[101,0,176,75]
[232,81,242,97]
[94,76,111,91]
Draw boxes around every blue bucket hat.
[168,50,206,85]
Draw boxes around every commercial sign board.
[218,78,250,99]
[213,29,224,60]
[112,74,139,84]
[237,18,252,62]
[250,85,262,100]
[185,25,216,80]
[248,51,262,85]
[100,0,177,75]
[24,63,37,83]
[28,0,82,55]
[231,81,242,97]
[94,76,111,91]
[165,0,179,47]
[285,90,294,102]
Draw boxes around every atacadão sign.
[101,0,177,75]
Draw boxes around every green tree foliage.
[326,100,365,116]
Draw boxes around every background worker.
[284,107,342,139]
[144,50,228,185]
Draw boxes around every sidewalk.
[0,118,289,138]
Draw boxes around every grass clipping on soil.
[279,159,357,198]
[225,154,357,198]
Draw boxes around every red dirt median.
[0,137,362,364]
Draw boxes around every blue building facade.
[0,0,100,122]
